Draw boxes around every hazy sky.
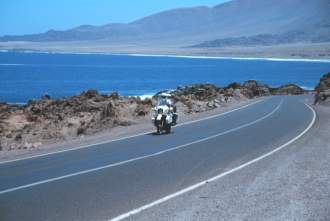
[0,0,231,36]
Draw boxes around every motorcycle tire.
[165,124,171,134]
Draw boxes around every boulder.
[172,84,219,100]
[101,102,116,119]
[109,92,119,100]
[14,134,22,141]
[41,93,51,100]
[241,80,271,98]
[273,84,305,95]
[224,82,241,90]
[81,89,98,99]
[315,72,330,92]
[207,100,219,108]
[77,127,85,136]
[135,102,152,116]
[314,73,330,104]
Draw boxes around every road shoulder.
[130,104,330,221]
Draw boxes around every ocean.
[0,51,329,104]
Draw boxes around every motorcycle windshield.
[157,99,168,106]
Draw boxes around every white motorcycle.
[151,93,178,134]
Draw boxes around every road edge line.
[0,99,279,195]
[109,102,316,221]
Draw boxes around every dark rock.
[172,84,219,100]
[315,72,330,92]
[101,102,116,119]
[31,106,42,114]
[135,104,149,116]
[141,98,152,105]
[14,134,22,141]
[82,89,98,99]
[109,92,119,100]
[274,84,305,95]
[57,114,63,121]
[225,82,241,90]
[77,127,85,135]
[241,80,270,98]
[314,73,330,104]
[42,93,51,100]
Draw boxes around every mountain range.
[1,0,330,48]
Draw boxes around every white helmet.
[160,93,172,98]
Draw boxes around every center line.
[0,99,282,195]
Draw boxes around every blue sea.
[0,52,329,104]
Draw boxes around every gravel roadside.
[130,103,330,221]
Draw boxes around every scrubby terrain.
[0,81,305,151]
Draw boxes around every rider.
[160,93,178,125]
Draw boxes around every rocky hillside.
[191,32,330,48]
[1,0,329,47]
[315,72,330,104]
[0,81,305,151]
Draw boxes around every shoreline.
[126,53,330,63]
[1,50,330,63]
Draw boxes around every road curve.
[0,96,314,221]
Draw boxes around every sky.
[0,0,231,36]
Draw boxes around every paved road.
[132,100,328,221]
[0,96,314,221]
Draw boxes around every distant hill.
[191,32,330,48]
[1,0,329,47]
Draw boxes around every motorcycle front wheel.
[165,124,171,134]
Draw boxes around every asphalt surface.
[132,102,329,221]
[0,96,314,221]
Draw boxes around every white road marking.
[0,99,280,195]
[0,98,266,165]
[109,102,316,221]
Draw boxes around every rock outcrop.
[271,84,305,95]
[0,90,154,151]
[315,73,330,104]
[240,80,271,98]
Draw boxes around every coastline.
[1,50,330,63]
[1,50,325,104]
[126,53,330,63]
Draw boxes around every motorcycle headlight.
[158,108,163,114]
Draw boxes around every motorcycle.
[151,93,178,134]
